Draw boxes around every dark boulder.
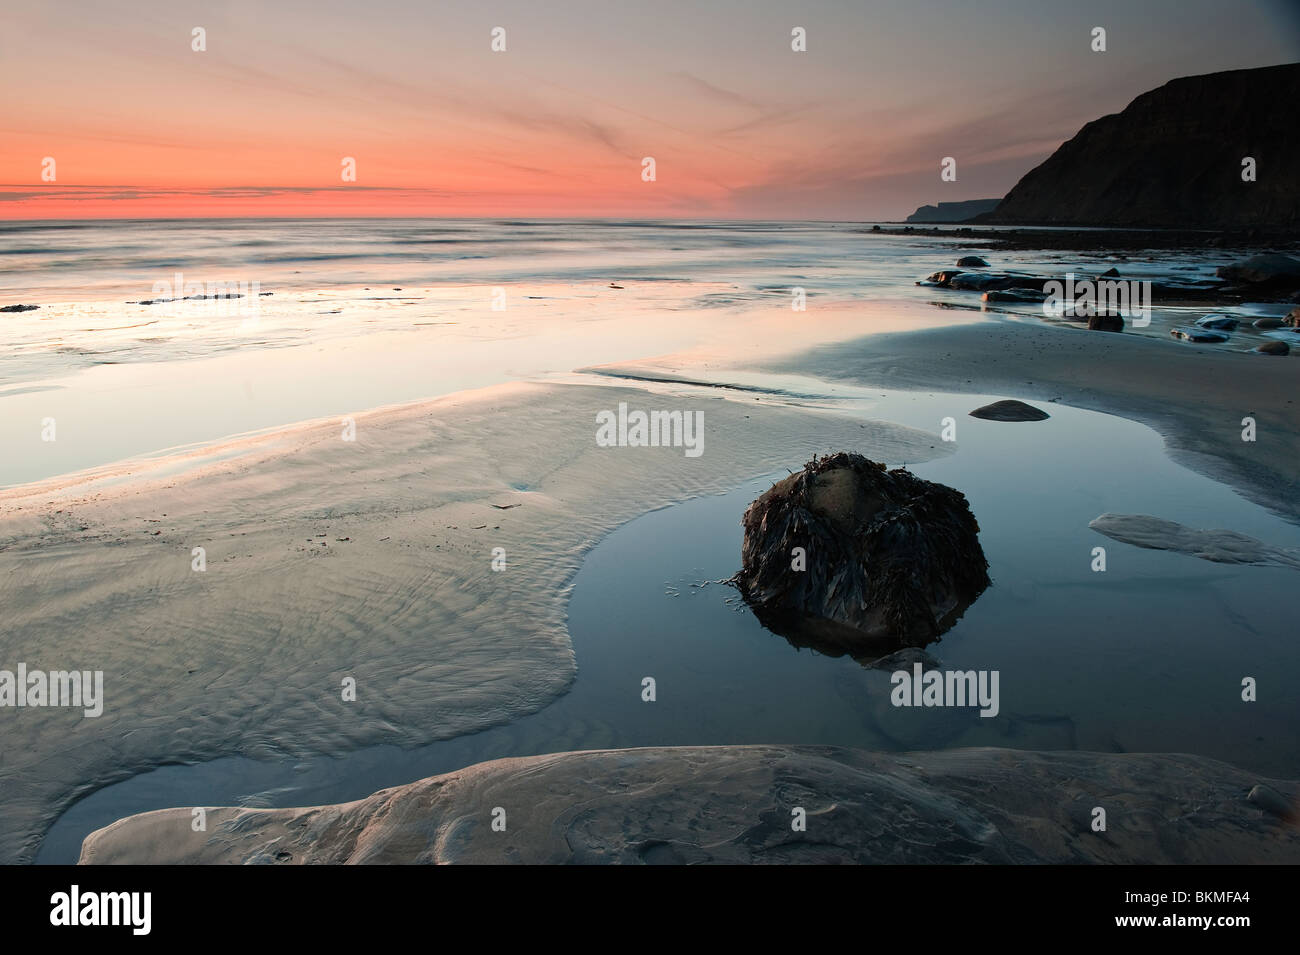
[955,255,989,268]
[1088,314,1125,332]
[1216,254,1300,286]
[1254,317,1285,329]
[0,304,39,313]
[1255,340,1290,355]
[1196,313,1239,330]
[734,453,989,657]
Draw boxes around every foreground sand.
[79,745,1300,864]
[0,380,944,864]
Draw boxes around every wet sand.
[0,379,943,864]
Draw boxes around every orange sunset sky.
[3,0,1298,219]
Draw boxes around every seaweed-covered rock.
[734,452,989,657]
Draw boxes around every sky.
[2,0,1298,220]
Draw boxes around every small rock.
[1170,326,1229,343]
[0,304,39,313]
[969,399,1050,422]
[982,288,1046,303]
[1253,317,1284,329]
[1087,314,1124,332]
[1196,313,1238,330]
[1255,340,1290,355]
[1099,267,1121,277]
[955,255,989,268]
[917,269,966,288]
[1286,307,1300,328]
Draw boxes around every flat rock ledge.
[79,745,1300,865]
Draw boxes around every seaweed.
[734,452,990,659]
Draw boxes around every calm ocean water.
[3,218,1038,301]
[0,218,1285,488]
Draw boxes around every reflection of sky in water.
[38,389,1300,863]
[2,220,1291,487]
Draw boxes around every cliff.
[982,63,1300,229]
[906,198,1001,223]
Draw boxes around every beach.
[3,221,1298,865]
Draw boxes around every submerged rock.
[1256,340,1290,355]
[969,399,1050,421]
[1196,313,1239,330]
[1170,326,1229,342]
[1089,513,1300,570]
[1100,266,1121,277]
[1253,317,1285,329]
[734,452,989,657]
[955,255,989,268]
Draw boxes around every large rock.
[980,64,1300,228]
[78,746,1300,864]
[733,452,989,657]
[1216,254,1300,286]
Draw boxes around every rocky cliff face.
[983,63,1300,229]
